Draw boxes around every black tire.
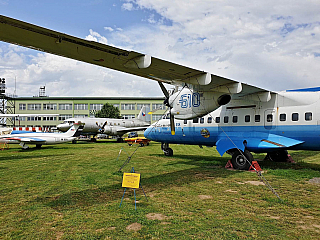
[267,150,288,162]
[36,144,42,149]
[128,143,132,146]
[139,143,144,147]
[72,139,77,144]
[164,148,173,156]
[231,149,253,170]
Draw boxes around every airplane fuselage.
[145,91,320,154]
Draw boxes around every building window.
[292,113,299,121]
[255,115,260,122]
[90,104,103,111]
[59,104,72,110]
[215,117,220,123]
[137,104,150,110]
[74,104,88,110]
[121,103,135,110]
[74,114,88,118]
[224,116,229,123]
[27,104,41,110]
[152,103,165,110]
[122,114,135,119]
[152,115,163,121]
[113,104,120,109]
[305,112,312,121]
[59,115,72,121]
[19,104,26,110]
[27,116,41,121]
[232,116,238,123]
[43,116,57,121]
[43,103,57,110]
[245,115,250,123]
[280,114,286,121]
[207,117,212,123]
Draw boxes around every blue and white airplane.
[0,15,318,168]
[0,122,84,149]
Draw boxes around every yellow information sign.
[122,172,141,189]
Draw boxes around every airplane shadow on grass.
[35,162,237,211]
[34,151,320,210]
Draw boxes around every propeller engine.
[157,82,232,135]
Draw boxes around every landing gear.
[231,149,253,170]
[117,137,124,143]
[161,142,173,156]
[266,150,289,162]
[36,144,42,149]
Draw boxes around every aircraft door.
[264,109,276,130]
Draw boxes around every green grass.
[1,141,320,239]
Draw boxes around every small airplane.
[0,122,84,149]
[0,15,319,169]
[56,106,149,141]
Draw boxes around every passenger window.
[280,113,286,121]
[245,115,250,123]
[200,118,204,124]
[267,114,273,122]
[232,116,238,123]
[207,117,212,123]
[305,112,312,121]
[193,118,199,123]
[184,120,187,124]
[215,117,220,123]
[292,113,299,121]
[255,115,260,122]
[224,116,229,123]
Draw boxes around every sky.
[0,0,319,97]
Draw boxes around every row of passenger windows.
[184,112,313,124]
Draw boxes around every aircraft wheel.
[267,150,288,162]
[231,150,253,170]
[164,148,173,156]
[36,144,42,149]
[72,139,77,144]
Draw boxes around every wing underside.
[0,15,271,98]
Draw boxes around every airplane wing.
[0,15,271,98]
[216,133,304,156]
[112,126,149,136]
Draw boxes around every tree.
[95,103,121,118]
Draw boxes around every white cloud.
[104,27,114,32]
[1,0,320,98]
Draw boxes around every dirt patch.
[313,224,320,229]
[198,195,213,199]
[225,189,238,193]
[126,223,142,231]
[56,232,64,240]
[245,181,265,186]
[146,213,167,221]
[216,181,223,184]
[160,222,171,225]
[269,216,281,220]
[309,177,320,185]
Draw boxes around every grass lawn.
[0,140,319,239]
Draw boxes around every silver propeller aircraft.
[0,122,84,149]
[56,106,149,141]
[1,15,319,169]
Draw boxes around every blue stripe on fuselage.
[144,125,320,151]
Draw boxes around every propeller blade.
[158,82,170,99]
[170,112,175,135]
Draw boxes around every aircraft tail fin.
[64,122,84,137]
[137,106,147,121]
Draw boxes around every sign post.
[120,167,148,210]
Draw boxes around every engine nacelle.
[103,126,118,136]
[168,88,231,120]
